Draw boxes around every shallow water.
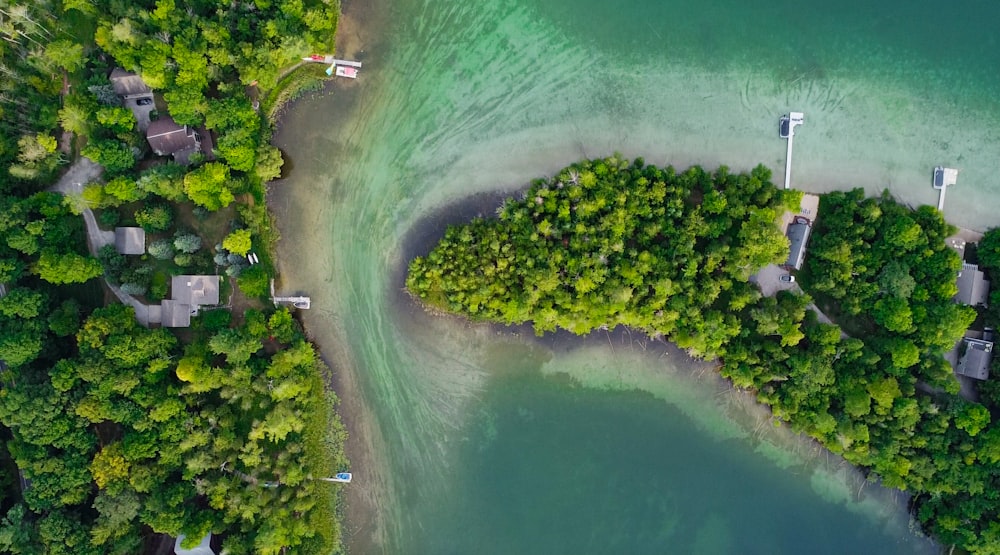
[265,0,1000,551]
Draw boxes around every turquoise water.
[265,0,1000,551]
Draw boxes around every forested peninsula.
[407,156,1000,553]
[0,0,346,553]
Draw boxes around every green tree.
[82,140,135,175]
[182,163,234,211]
[135,205,174,232]
[222,229,252,256]
[34,251,103,284]
[237,265,269,297]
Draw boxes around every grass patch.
[262,63,330,123]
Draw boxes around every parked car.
[136,97,153,106]
[779,274,795,283]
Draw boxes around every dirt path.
[49,158,160,327]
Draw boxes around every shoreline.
[266,0,390,552]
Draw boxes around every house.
[956,335,994,381]
[109,68,155,132]
[146,116,201,165]
[955,262,990,307]
[172,275,220,306]
[784,219,812,270]
[114,227,145,255]
[174,533,216,555]
[109,67,151,98]
[160,299,192,328]
[160,275,220,328]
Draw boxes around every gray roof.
[174,533,215,555]
[114,227,146,255]
[955,263,990,307]
[160,300,191,328]
[785,222,811,270]
[109,68,152,97]
[171,275,220,306]
[957,338,993,381]
[147,116,200,158]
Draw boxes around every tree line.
[407,156,1000,553]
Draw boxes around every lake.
[268,0,1000,551]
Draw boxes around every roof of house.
[171,275,220,306]
[147,116,199,157]
[785,222,811,270]
[160,300,191,328]
[109,68,152,97]
[955,263,990,307]
[114,227,146,255]
[957,338,993,381]
[174,533,215,555]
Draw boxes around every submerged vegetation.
[407,156,1000,553]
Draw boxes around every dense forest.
[0,0,346,553]
[407,156,1000,553]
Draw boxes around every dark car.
[136,97,153,106]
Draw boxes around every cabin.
[174,533,216,555]
[146,116,201,165]
[955,263,990,307]
[784,219,812,270]
[109,68,155,132]
[114,227,145,255]
[956,334,994,381]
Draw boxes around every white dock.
[270,279,311,309]
[779,112,805,190]
[933,166,958,211]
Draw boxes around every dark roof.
[171,275,220,306]
[114,227,145,255]
[957,338,993,381]
[160,300,191,328]
[109,68,152,97]
[785,222,811,270]
[147,116,199,157]
[955,263,990,307]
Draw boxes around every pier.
[933,166,958,211]
[779,112,804,190]
[270,279,311,310]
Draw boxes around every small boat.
[778,115,790,139]
[325,63,335,76]
[335,65,358,79]
[332,472,352,483]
